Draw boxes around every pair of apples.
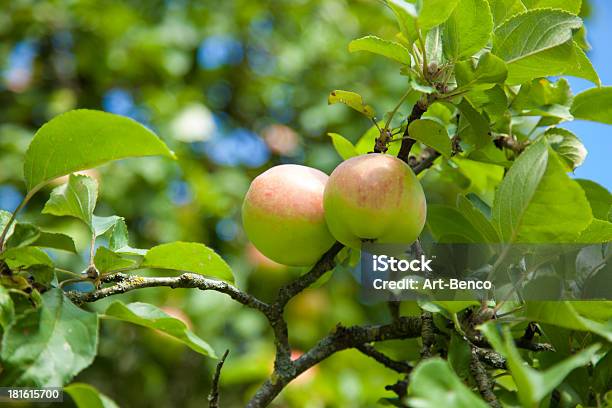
[242,154,427,266]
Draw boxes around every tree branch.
[397,99,428,162]
[493,135,527,154]
[355,343,412,373]
[470,347,501,408]
[265,241,345,377]
[471,336,555,354]
[275,241,344,308]
[67,273,271,314]
[475,347,507,370]
[208,349,230,408]
[247,317,422,407]
[410,240,435,359]
[411,147,441,175]
[514,338,555,352]
[385,378,409,402]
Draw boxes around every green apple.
[323,154,426,248]
[242,164,335,266]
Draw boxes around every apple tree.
[1,0,611,407]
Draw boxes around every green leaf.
[492,10,595,84]
[502,39,598,85]
[455,157,505,204]
[328,90,375,118]
[0,246,53,270]
[0,288,98,386]
[456,99,491,149]
[5,222,39,248]
[348,36,411,64]
[492,139,592,242]
[0,210,15,240]
[42,174,98,229]
[141,242,233,283]
[34,232,77,253]
[443,0,493,59]
[91,215,144,255]
[520,77,572,106]
[94,247,137,274]
[564,41,600,86]
[5,222,76,253]
[571,87,612,124]
[448,332,472,379]
[576,219,612,243]
[569,301,612,323]
[386,0,419,44]
[455,53,508,90]
[407,358,489,408]
[328,133,359,160]
[493,9,582,64]
[95,216,146,255]
[544,128,586,171]
[104,301,215,357]
[524,302,612,341]
[0,285,15,330]
[466,144,512,168]
[425,26,445,65]
[416,0,461,30]
[408,77,436,94]
[481,324,601,407]
[511,78,576,125]
[65,383,119,408]
[386,0,460,43]
[408,119,452,158]
[485,0,526,26]
[427,205,488,242]
[521,0,582,14]
[433,300,480,314]
[108,217,129,250]
[456,195,500,242]
[23,109,175,193]
[576,179,612,220]
[92,215,123,237]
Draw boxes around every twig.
[412,240,435,359]
[385,378,409,401]
[275,242,344,308]
[470,347,501,408]
[208,349,230,408]
[411,147,441,175]
[396,100,428,162]
[472,337,555,353]
[420,311,435,358]
[384,88,414,130]
[355,343,412,373]
[520,322,541,341]
[475,347,507,370]
[493,135,527,154]
[67,273,271,314]
[514,338,555,352]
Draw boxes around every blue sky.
[563,0,612,189]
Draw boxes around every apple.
[246,242,288,272]
[323,154,426,248]
[242,164,335,266]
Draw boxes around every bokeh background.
[0,0,609,407]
